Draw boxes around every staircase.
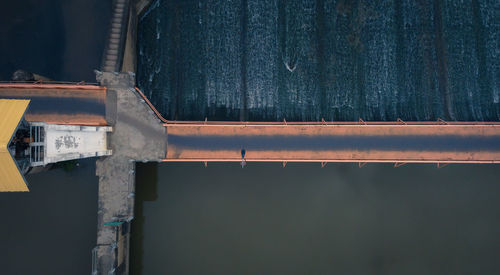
[102,0,130,72]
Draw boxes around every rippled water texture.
[137,0,499,121]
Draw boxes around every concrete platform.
[94,72,165,274]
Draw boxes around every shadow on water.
[130,162,158,275]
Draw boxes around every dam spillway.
[137,0,500,122]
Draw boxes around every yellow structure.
[0,99,30,192]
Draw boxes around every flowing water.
[137,0,500,122]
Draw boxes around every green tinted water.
[137,0,499,121]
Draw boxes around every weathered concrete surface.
[94,157,134,274]
[98,72,165,161]
[122,0,153,73]
[42,124,112,165]
[121,3,138,73]
[94,72,165,274]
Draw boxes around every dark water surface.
[0,1,111,274]
[0,159,98,275]
[132,163,500,274]
[0,0,111,82]
[137,0,500,121]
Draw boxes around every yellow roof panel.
[0,99,30,147]
[0,152,29,192]
[0,99,30,192]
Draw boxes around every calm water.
[131,163,500,274]
[0,159,99,275]
[137,0,500,121]
[0,0,111,82]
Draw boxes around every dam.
[1,0,499,274]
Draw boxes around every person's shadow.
[241,149,246,168]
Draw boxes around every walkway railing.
[133,87,167,123]
[0,81,101,88]
[162,120,500,126]
[134,87,500,128]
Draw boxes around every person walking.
[241,148,246,168]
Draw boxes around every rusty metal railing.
[133,87,168,123]
[0,80,99,86]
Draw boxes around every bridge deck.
[0,83,107,125]
[164,122,500,163]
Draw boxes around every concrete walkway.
[164,123,500,163]
[94,72,165,274]
[0,83,107,125]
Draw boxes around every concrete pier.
[93,0,157,272]
[94,72,165,274]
